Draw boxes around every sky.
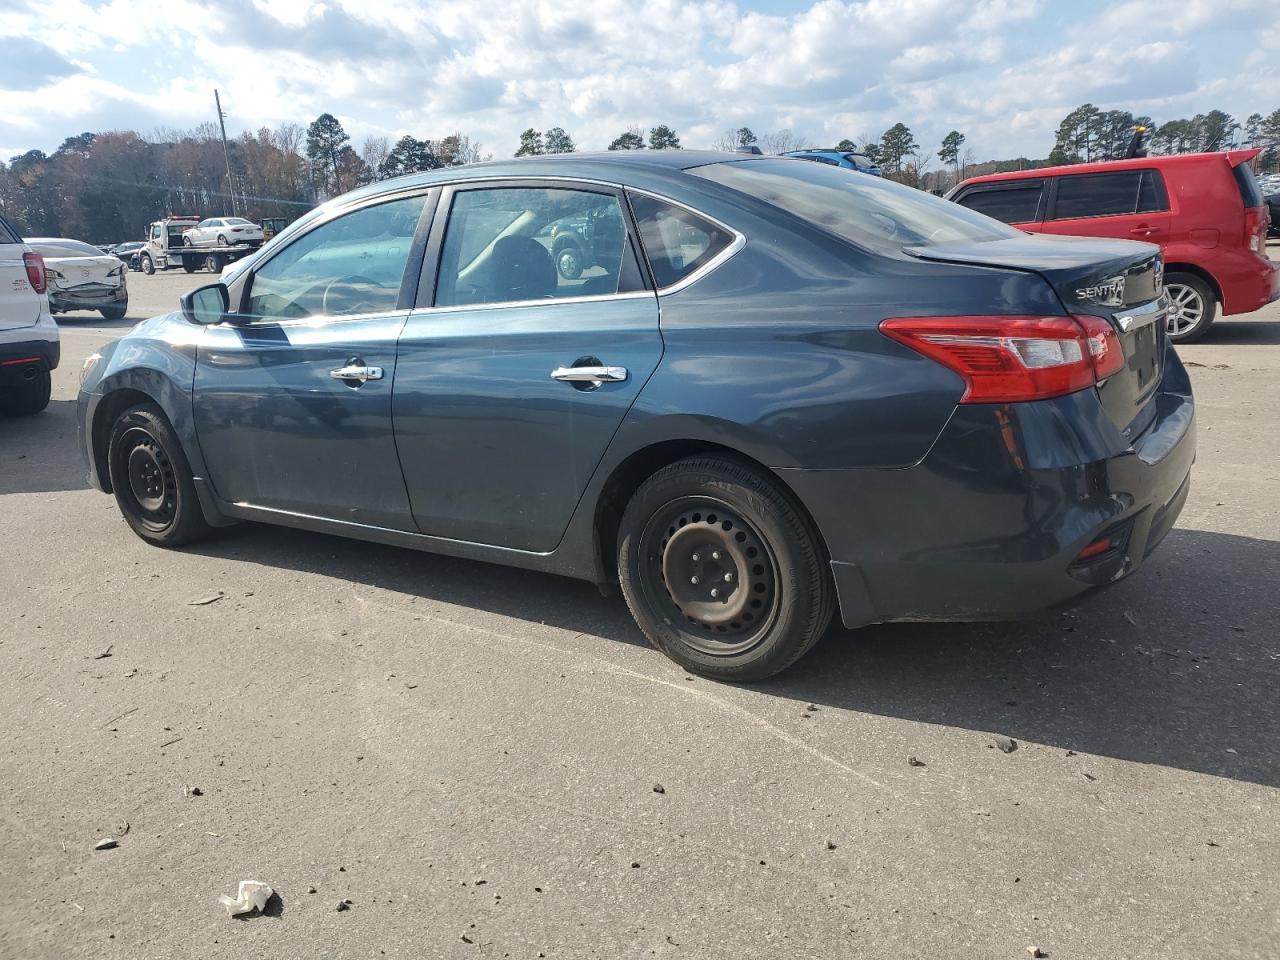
[1,0,1277,164]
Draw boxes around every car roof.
[957,149,1261,189]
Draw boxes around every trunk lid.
[45,255,123,291]
[908,233,1166,438]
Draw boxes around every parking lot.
[2,263,1278,958]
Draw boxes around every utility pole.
[214,89,238,216]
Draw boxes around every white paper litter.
[219,880,274,917]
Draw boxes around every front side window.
[954,184,1044,225]
[629,193,735,288]
[1051,172,1166,220]
[245,193,426,320]
[435,187,633,307]
[694,158,1020,250]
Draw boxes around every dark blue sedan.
[77,151,1194,681]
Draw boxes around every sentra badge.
[1076,276,1126,307]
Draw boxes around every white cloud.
[1,0,1277,162]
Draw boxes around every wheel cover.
[1166,283,1204,336]
[558,248,581,279]
[640,497,780,656]
[120,427,177,530]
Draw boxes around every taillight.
[23,252,46,294]
[1245,208,1266,252]
[880,314,1126,403]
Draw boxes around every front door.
[194,191,431,530]
[393,182,662,552]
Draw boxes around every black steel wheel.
[618,455,834,681]
[107,403,212,546]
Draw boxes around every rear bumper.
[1215,248,1278,315]
[0,337,60,384]
[49,284,127,312]
[782,342,1196,628]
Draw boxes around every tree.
[55,132,96,157]
[515,128,544,156]
[361,136,390,177]
[938,130,965,173]
[648,125,681,150]
[432,133,485,167]
[305,113,351,197]
[878,123,918,173]
[544,127,575,154]
[735,127,756,147]
[1245,113,1264,147]
[835,138,856,152]
[381,135,437,178]
[608,127,646,150]
[760,129,805,154]
[1199,110,1236,151]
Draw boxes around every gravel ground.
[2,262,1278,959]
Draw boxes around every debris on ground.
[652,783,665,794]
[1123,611,1139,626]
[94,837,118,851]
[219,880,274,917]
[188,592,225,606]
[307,886,316,894]
[994,736,1018,753]
[826,840,837,850]
[1027,947,1047,958]
[92,644,114,660]
[908,756,926,767]
[336,900,350,912]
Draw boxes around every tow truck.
[137,216,262,275]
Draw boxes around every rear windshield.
[226,218,254,225]
[691,158,1018,250]
[31,239,103,258]
[1233,164,1264,209]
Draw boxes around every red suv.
[950,150,1277,342]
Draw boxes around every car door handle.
[550,365,628,383]
[1130,225,1159,237]
[329,364,384,382]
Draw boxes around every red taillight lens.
[1245,208,1266,252]
[23,252,47,294]
[1075,536,1114,561]
[880,314,1125,404]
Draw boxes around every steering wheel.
[321,275,384,315]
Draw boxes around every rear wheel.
[107,403,212,547]
[1165,273,1216,343]
[617,456,834,682]
[182,259,198,273]
[2,368,51,416]
[204,253,221,273]
[100,303,128,321]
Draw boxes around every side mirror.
[180,282,230,325]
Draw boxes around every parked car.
[182,217,264,248]
[112,241,145,268]
[1263,184,1280,239]
[78,151,1194,681]
[0,216,58,415]
[27,238,128,320]
[948,150,1278,342]
[784,149,883,176]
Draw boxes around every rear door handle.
[329,364,384,382]
[551,365,628,383]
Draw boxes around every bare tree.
[361,136,391,176]
[759,129,806,155]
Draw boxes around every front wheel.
[617,456,834,682]
[217,234,228,246]
[140,254,155,275]
[556,244,584,280]
[107,403,212,547]
[1165,273,1217,343]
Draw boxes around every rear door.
[392,180,661,552]
[0,216,40,331]
[1038,170,1171,245]
[952,180,1046,230]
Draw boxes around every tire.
[182,236,192,247]
[106,403,212,547]
[182,259,198,273]
[3,368,51,416]
[1165,273,1216,343]
[217,234,228,246]
[140,254,155,275]
[204,254,220,273]
[617,455,834,682]
[555,243,584,280]
[100,303,128,321]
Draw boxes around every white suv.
[0,216,59,416]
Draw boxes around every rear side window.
[1233,164,1263,209]
[0,217,20,244]
[629,193,736,288]
[955,183,1044,224]
[1051,171,1167,220]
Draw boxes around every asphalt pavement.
[2,263,1278,959]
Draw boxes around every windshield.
[691,158,1019,250]
[30,239,105,258]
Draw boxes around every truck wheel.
[204,254,220,273]
[182,259,197,273]
[140,254,155,275]
[107,403,212,547]
[617,455,834,682]
[1165,273,1216,343]
[555,243,584,280]
[2,368,51,416]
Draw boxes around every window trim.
[625,187,746,296]
[415,177,654,312]
[1044,169,1169,223]
[952,179,1047,224]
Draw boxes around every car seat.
[490,236,556,301]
